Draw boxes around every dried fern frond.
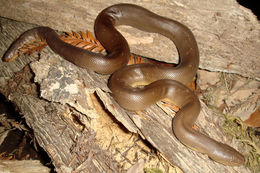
[13,30,106,58]
[128,54,144,65]
[19,39,47,56]
[13,29,174,69]
[4,39,47,61]
[60,30,105,53]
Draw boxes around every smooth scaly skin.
[3,3,244,166]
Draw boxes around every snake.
[3,3,244,166]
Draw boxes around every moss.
[144,168,164,173]
[222,114,260,173]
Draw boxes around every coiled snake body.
[3,3,244,166]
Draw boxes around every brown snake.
[3,3,244,166]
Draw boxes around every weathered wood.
[0,18,121,173]
[0,0,259,81]
[0,17,250,173]
[0,160,50,173]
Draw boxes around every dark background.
[237,0,260,20]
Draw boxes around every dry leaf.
[245,108,260,127]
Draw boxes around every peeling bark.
[0,17,251,172]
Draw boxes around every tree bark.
[1,0,258,172]
[0,0,259,81]
[0,160,50,173]
[0,17,251,172]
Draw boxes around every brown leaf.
[245,108,260,127]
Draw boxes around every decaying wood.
[0,160,50,173]
[0,18,121,173]
[0,17,251,173]
[0,0,259,81]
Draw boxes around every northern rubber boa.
[3,3,244,166]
